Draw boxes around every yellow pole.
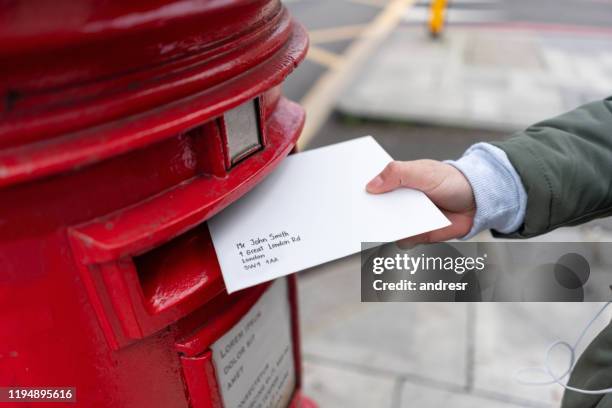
[428,0,448,37]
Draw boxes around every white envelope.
[208,136,450,293]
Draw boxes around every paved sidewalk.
[298,226,612,408]
[338,25,612,131]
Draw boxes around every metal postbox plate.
[210,278,295,408]
[223,99,263,165]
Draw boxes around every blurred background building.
[283,1,612,406]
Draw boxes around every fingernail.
[366,175,383,190]
[397,240,416,250]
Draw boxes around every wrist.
[445,143,527,239]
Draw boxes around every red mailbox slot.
[0,1,314,407]
[67,95,302,350]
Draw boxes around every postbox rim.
[0,14,308,188]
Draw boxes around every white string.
[514,301,612,395]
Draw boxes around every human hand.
[366,160,476,243]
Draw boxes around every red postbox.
[0,1,315,407]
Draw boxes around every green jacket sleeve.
[491,96,612,238]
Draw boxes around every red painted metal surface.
[0,1,313,406]
[176,277,305,408]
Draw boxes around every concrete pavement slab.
[297,227,612,406]
[298,254,363,335]
[298,245,612,406]
[398,381,550,408]
[338,25,612,131]
[299,256,469,387]
[302,301,469,386]
[472,303,612,406]
[302,360,396,408]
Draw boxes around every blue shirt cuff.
[445,143,527,239]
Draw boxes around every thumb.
[366,160,436,194]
